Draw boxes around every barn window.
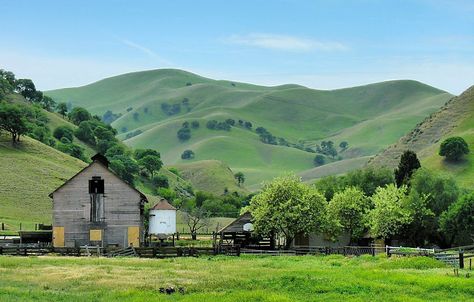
[89,177,105,222]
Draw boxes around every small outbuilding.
[149,198,177,238]
[49,154,148,248]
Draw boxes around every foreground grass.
[0,255,472,301]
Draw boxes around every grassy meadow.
[46,69,452,187]
[0,255,472,301]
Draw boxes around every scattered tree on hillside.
[75,121,96,145]
[181,149,195,159]
[53,125,74,142]
[102,110,122,124]
[339,141,349,150]
[0,103,29,143]
[134,149,160,160]
[244,121,252,129]
[319,141,338,158]
[138,154,163,178]
[56,102,68,118]
[15,79,39,102]
[151,174,169,189]
[394,150,421,187]
[191,120,200,129]
[40,96,56,112]
[68,107,92,125]
[314,155,325,166]
[234,172,245,186]
[225,119,235,126]
[248,175,327,249]
[109,155,140,184]
[439,136,470,161]
[177,127,191,141]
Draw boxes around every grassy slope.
[0,133,87,230]
[1,255,472,301]
[171,160,247,196]
[370,85,474,188]
[46,69,452,187]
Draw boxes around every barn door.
[127,226,140,247]
[53,226,65,247]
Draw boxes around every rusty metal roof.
[150,199,176,210]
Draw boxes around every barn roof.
[151,199,176,210]
[48,153,148,202]
[219,211,253,233]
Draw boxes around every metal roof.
[150,199,176,210]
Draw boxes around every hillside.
[0,133,87,230]
[47,69,453,187]
[369,85,474,187]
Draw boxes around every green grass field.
[46,69,452,187]
[0,255,472,301]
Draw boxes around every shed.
[49,153,148,248]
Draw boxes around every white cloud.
[118,38,172,65]
[225,33,347,52]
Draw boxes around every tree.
[206,120,218,129]
[439,193,474,246]
[326,187,371,243]
[339,141,349,150]
[40,95,56,112]
[244,121,252,129]
[134,148,160,160]
[138,155,163,177]
[181,149,195,159]
[105,144,126,158]
[151,174,169,188]
[93,126,115,141]
[68,107,92,125]
[109,155,139,184]
[394,150,421,187]
[75,121,96,145]
[177,127,191,141]
[56,102,68,118]
[53,126,74,142]
[314,155,325,166]
[182,207,210,240]
[248,175,327,249]
[234,172,245,186]
[367,185,413,240]
[439,136,469,161]
[225,119,235,126]
[57,142,85,160]
[345,167,395,196]
[320,141,337,158]
[15,79,38,102]
[191,121,200,129]
[0,103,29,143]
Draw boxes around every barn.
[49,154,148,248]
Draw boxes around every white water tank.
[149,199,177,236]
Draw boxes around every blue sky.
[1,0,473,94]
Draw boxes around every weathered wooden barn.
[49,154,148,248]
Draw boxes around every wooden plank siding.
[52,161,145,248]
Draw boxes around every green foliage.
[138,155,162,177]
[53,125,74,142]
[367,185,413,239]
[39,95,56,112]
[181,149,195,159]
[177,127,191,141]
[395,150,421,187]
[109,155,139,184]
[234,171,245,186]
[248,175,327,248]
[105,144,126,158]
[317,141,338,158]
[56,141,85,161]
[339,141,349,150]
[191,120,200,129]
[15,79,40,102]
[134,148,160,160]
[74,121,96,145]
[151,174,169,189]
[56,102,68,118]
[161,102,181,116]
[313,154,325,166]
[326,187,371,242]
[0,102,30,143]
[439,136,470,161]
[439,192,474,246]
[68,107,92,125]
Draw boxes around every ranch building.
[49,154,148,248]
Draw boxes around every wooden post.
[386,246,391,257]
[459,251,464,269]
[1,222,4,230]
[19,223,22,231]
[372,247,375,257]
[469,259,472,271]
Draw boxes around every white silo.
[149,199,177,237]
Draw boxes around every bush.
[191,121,200,129]
[439,136,469,161]
[75,121,95,145]
[314,155,325,166]
[68,107,91,125]
[177,127,191,141]
[181,149,195,159]
[53,126,74,142]
[152,174,169,188]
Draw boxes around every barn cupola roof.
[91,153,109,167]
[151,198,176,210]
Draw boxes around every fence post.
[386,246,391,257]
[459,251,464,269]
[372,247,375,257]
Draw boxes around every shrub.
[181,149,195,159]
[53,126,74,142]
[439,136,470,161]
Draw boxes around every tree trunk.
[191,232,197,240]
[11,133,16,143]
[284,236,293,250]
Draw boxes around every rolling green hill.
[47,69,453,187]
[370,85,474,188]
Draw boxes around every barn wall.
[52,162,144,247]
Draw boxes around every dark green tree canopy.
[53,125,74,142]
[56,102,68,118]
[134,148,160,160]
[68,107,92,125]
[394,150,421,187]
[138,154,163,177]
[181,149,195,160]
[439,136,469,161]
[0,102,30,143]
